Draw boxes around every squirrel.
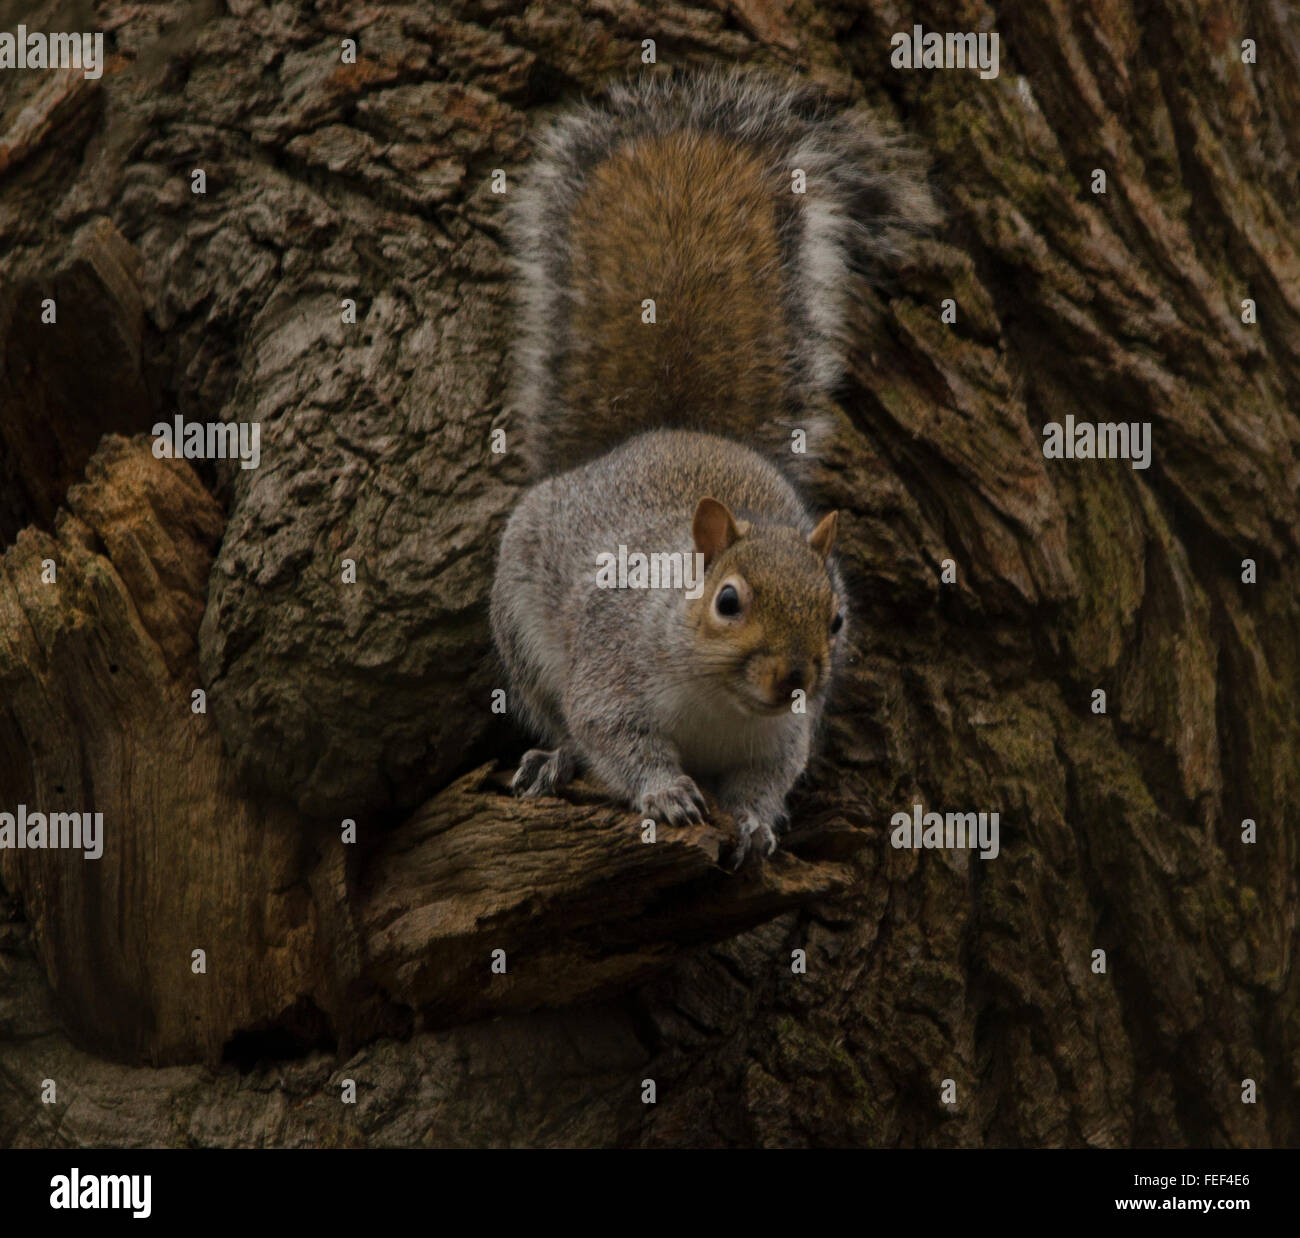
[491,68,934,866]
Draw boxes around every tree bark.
[1,0,1296,1147]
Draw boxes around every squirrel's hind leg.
[511,742,578,798]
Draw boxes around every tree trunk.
[1,0,1296,1147]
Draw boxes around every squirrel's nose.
[775,667,806,698]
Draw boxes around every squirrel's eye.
[716,585,741,617]
[830,612,843,635]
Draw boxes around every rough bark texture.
[1,0,1297,1147]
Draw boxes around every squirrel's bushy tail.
[507,67,938,478]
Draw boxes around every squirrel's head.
[686,496,843,716]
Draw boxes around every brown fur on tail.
[506,67,937,477]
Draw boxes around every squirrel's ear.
[693,497,744,568]
[807,510,838,561]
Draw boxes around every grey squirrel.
[491,69,934,865]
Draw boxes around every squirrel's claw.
[639,775,708,828]
[727,811,779,869]
[511,748,574,798]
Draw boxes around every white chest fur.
[651,678,806,778]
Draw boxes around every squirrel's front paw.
[726,810,779,870]
[638,775,708,827]
[511,748,574,798]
